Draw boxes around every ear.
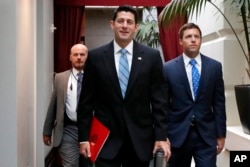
[69,55,72,61]
[179,39,183,46]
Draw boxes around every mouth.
[120,31,128,35]
[77,61,83,64]
[190,45,197,48]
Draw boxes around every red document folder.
[89,116,110,162]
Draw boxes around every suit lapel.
[177,56,193,100]
[63,70,71,103]
[125,41,144,97]
[101,42,123,97]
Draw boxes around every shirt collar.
[183,53,201,67]
[114,40,133,55]
[72,68,83,76]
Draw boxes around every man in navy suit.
[77,5,171,167]
[163,23,226,167]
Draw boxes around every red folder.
[89,116,110,162]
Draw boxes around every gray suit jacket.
[43,70,71,147]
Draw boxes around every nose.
[122,21,128,27]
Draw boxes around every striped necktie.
[119,49,129,98]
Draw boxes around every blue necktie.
[119,49,129,98]
[189,59,200,98]
[77,72,83,103]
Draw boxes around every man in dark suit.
[43,44,88,167]
[77,5,171,167]
[163,23,226,167]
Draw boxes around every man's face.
[110,11,139,47]
[70,44,88,71]
[179,28,202,58]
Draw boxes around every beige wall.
[85,8,114,49]
[0,0,53,166]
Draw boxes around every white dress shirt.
[66,68,83,121]
[183,54,202,100]
[113,40,133,74]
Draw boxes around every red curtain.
[157,7,187,62]
[54,4,85,72]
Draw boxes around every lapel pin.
[138,57,142,60]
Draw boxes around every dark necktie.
[189,59,200,98]
[77,72,83,103]
[119,49,129,98]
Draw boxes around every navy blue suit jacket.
[163,54,226,148]
[77,40,168,161]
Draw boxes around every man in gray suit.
[43,43,88,167]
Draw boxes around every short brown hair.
[178,23,202,39]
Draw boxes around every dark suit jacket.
[163,54,226,148]
[77,40,168,161]
[43,70,71,147]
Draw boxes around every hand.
[43,135,51,146]
[153,139,171,162]
[80,142,91,158]
[217,137,225,154]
